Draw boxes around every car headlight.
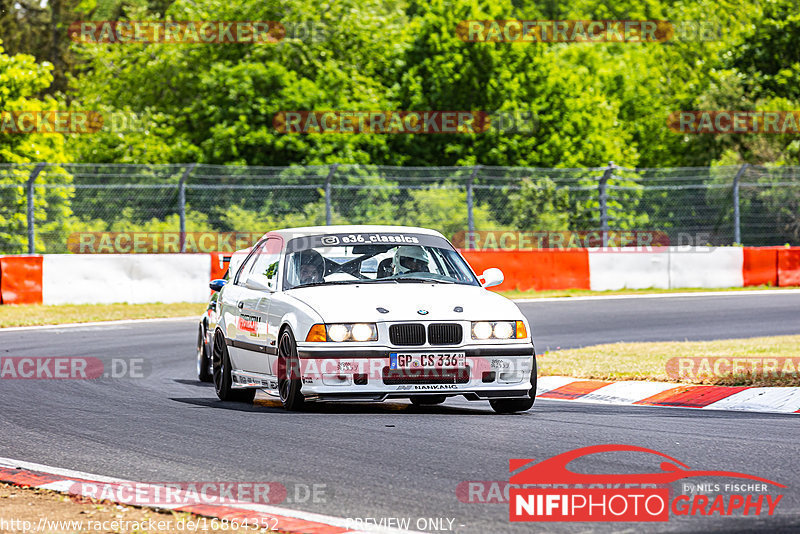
[471,321,525,340]
[350,323,375,342]
[493,321,514,339]
[305,323,378,342]
[472,321,493,340]
[328,324,349,342]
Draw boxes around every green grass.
[539,335,800,386]
[498,285,797,299]
[0,302,205,327]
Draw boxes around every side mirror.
[245,277,273,292]
[480,268,504,288]
[209,279,227,292]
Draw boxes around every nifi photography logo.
[507,444,784,522]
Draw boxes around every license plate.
[389,352,466,369]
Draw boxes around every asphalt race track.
[521,291,800,351]
[2,292,799,533]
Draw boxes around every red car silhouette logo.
[510,444,785,487]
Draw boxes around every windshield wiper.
[395,277,455,284]
[290,279,399,289]
[289,280,358,289]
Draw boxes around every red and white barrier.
[0,256,42,304]
[668,247,744,288]
[466,246,795,292]
[41,254,211,305]
[0,247,798,305]
[590,247,744,291]
[778,248,800,286]
[460,249,590,291]
[588,251,670,290]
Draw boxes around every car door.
[222,240,268,372]
[240,237,283,374]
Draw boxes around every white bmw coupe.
[206,225,536,413]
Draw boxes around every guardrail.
[1,247,798,305]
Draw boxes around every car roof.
[264,225,447,241]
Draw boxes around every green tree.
[397,187,502,238]
[0,41,72,252]
[509,178,571,231]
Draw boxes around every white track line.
[514,288,800,303]
[0,456,420,534]
[0,316,198,332]
[0,457,124,483]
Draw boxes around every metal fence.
[1,163,799,254]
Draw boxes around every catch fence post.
[26,163,45,254]
[732,163,748,245]
[179,163,196,252]
[466,165,481,248]
[599,162,615,248]
[325,164,338,226]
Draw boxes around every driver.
[297,249,325,285]
[393,246,430,275]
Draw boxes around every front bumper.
[293,342,535,401]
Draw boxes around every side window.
[234,243,263,286]
[246,239,282,290]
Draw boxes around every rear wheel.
[490,357,537,414]
[277,328,305,411]
[197,324,212,382]
[212,331,255,403]
[410,395,446,406]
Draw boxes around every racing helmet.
[393,246,430,274]
[296,249,325,284]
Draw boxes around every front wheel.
[490,357,537,414]
[277,328,305,411]
[212,331,255,403]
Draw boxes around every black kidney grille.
[389,323,425,346]
[428,323,462,345]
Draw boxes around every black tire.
[410,395,446,406]
[197,324,213,382]
[277,328,305,411]
[490,356,537,414]
[212,330,256,403]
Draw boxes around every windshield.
[283,232,479,289]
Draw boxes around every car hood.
[286,283,523,323]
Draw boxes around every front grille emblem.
[417,309,429,315]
